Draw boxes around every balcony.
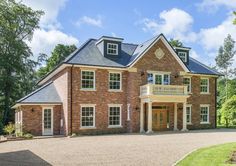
[140,84,188,97]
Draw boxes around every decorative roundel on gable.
[155,48,165,59]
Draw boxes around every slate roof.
[16,81,61,104]
[62,34,222,75]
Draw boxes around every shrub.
[221,95,236,127]
[3,122,15,136]
[23,133,33,139]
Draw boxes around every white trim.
[96,37,123,45]
[107,43,118,55]
[174,46,191,51]
[81,70,96,90]
[13,103,61,109]
[147,70,171,74]
[127,104,130,121]
[128,35,189,72]
[80,104,96,128]
[183,77,192,93]
[108,71,122,91]
[200,104,210,124]
[180,72,219,78]
[200,77,209,94]
[42,106,54,136]
[108,104,122,128]
[186,104,192,124]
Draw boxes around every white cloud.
[21,0,67,29]
[20,0,79,60]
[76,16,103,28]
[190,50,200,59]
[28,29,79,60]
[140,8,197,43]
[199,15,236,51]
[111,32,117,37]
[197,0,236,12]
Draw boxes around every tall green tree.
[215,34,236,99]
[233,11,236,25]
[37,44,77,78]
[169,38,183,47]
[0,0,43,125]
[221,95,236,127]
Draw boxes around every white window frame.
[200,78,209,94]
[107,43,118,55]
[186,104,192,124]
[200,104,210,124]
[81,70,96,90]
[147,71,171,85]
[108,104,122,128]
[109,71,122,91]
[178,52,187,62]
[183,77,192,93]
[80,104,96,129]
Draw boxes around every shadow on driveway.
[0,150,51,166]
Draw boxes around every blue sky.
[22,0,236,67]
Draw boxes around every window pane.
[155,75,162,85]
[81,107,94,127]
[183,78,191,92]
[81,71,94,89]
[109,73,121,90]
[147,73,153,84]
[109,107,121,126]
[163,74,170,85]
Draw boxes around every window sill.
[108,125,123,128]
[187,123,193,125]
[187,92,192,95]
[108,89,123,92]
[80,127,96,130]
[200,122,210,125]
[80,89,96,91]
[200,92,210,95]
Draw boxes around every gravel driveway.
[0,129,236,166]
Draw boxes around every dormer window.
[107,43,118,55]
[178,52,187,62]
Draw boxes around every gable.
[129,35,189,72]
[132,37,188,73]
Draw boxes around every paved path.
[0,129,236,166]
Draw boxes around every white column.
[181,102,188,131]
[140,102,145,133]
[146,101,153,134]
[174,103,178,131]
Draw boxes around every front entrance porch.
[140,84,189,133]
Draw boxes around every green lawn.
[177,142,236,166]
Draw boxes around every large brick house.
[13,34,222,136]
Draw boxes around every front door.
[43,108,53,135]
[152,109,168,131]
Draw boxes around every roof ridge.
[17,81,53,103]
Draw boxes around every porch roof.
[13,81,62,108]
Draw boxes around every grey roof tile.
[17,81,61,103]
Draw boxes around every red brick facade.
[18,39,217,136]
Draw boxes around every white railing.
[140,84,188,96]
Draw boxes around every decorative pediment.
[155,48,165,60]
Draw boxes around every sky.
[21,0,236,67]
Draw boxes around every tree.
[37,44,77,78]
[221,95,236,127]
[233,11,236,25]
[215,34,236,99]
[0,0,43,125]
[169,38,183,47]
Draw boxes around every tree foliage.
[233,11,236,25]
[0,0,43,127]
[37,44,77,78]
[169,38,183,47]
[221,95,236,127]
[215,34,236,100]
